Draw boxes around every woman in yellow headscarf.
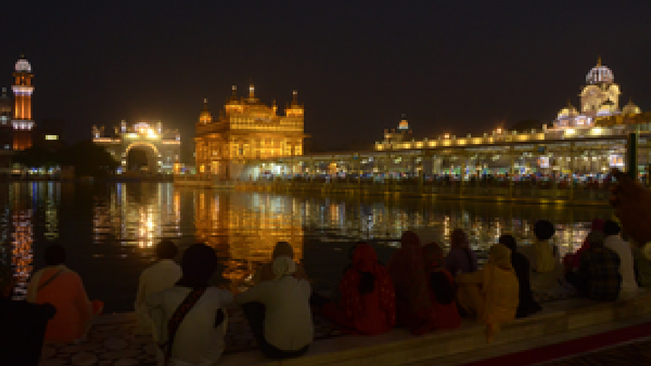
[456,243,519,342]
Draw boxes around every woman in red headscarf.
[323,242,396,335]
[388,231,461,335]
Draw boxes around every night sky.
[2,1,651,159]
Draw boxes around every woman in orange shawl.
[456,243,519,342]
[26,244,103,343]
[323,242,396,335]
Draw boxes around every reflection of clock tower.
[12,56,35,150]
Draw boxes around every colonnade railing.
[236,177,613,205]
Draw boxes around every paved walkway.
[541,337,651,366]
[39,308,344,366]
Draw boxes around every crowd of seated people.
[10,167,651,365]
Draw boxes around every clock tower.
[11,56,35,150]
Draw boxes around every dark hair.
[177,244,217,288]
[430,271,454,305]
[499,234,517,252]
[533,220,555,241]
[603,220,621,236]
[358,271,375,295]
[44,244,66,266]
[349,242,361,261]
[156,240,178,259]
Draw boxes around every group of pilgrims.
[4,217,651,366]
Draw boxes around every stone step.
[219,290,651,366]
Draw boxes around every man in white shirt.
[603,220,638,293]
[147,243,233,366]
[237,256,313,359]
[135,240,182,334]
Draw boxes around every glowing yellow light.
[592,127,602,135]
[496,128,502,134]
[45,135,59,141]
[444,133,450,139]
[566,128,576,135]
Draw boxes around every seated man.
[252,241,308,284]
[565,231,621,301]
[237,256,313,359]
[147,243,234,366]
[26,243,103,343]
[1,262,56,366]
[134,240,182,334]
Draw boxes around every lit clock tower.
[12,56,35,150]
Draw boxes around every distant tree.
[59,140,119,177]
[509,119,544,133]
[13,146,60,169]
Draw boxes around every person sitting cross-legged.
[456,243,519,343]
[565,231,621,302]
[26,243,103,343]
[147,243,234,366]
[237,256,313,359]
[134,240,182,334]
[323,242,396,335]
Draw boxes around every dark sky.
[2,1,651,156]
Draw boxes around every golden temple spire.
[249,80,255,99]
[292,90,298,105]
[597,55,602,66]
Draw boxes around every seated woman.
[499,234,541,318]
[252,241,309,285]
[445,228,478,277]
[237,256,313,359]
[323,242,396,335]
[147,243,234,366]
[421,243,462,331]
[456,243,519,343]
[26,244,103,343]
[388,232,460,335]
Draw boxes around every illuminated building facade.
[92,121,181,173]
[552,57,644,130]
[194,84,306,179]
[249,60,650,178]
[11,57,35,150]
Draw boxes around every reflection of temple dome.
[622,99,642,115]
[586,57,614,85]
[15,57,31,73]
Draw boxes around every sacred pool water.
[0,182,613,312]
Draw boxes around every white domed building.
[551,57,641,129]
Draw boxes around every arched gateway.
[92,121,180,174]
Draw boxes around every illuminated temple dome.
[586,57,614,85]
[622,98,642,115]
[557,102,578,119]
[553,58,623,130]
[15,57,31,73]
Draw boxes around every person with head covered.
[237,255,313,359]
[456,243,519,343]
[322,242,396,335]
[252,241,309,285]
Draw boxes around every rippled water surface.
[1,182,614,312]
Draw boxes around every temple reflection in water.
[0,182,612,310]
